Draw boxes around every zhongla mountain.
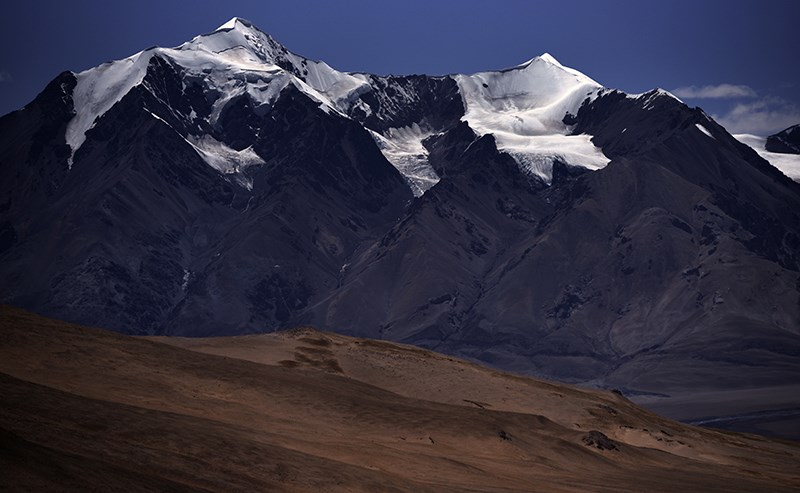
[1,18,799,395]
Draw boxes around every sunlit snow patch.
[144,110,262,190]
[505,134,609,182]
[186,135,264,190]
[695,123,715,139]
[66,50,155,168]
[369,124,439,196]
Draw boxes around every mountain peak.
[509,53,600,91]
[455,52,606,183]
[192,16,293,61]
[515,53,565,70]
[195,16,283,55]
[537,52,562,66]
[215,17,258,32]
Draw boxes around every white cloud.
[672,84,757,99]
[713,97,800,136]
[0,71,10,83]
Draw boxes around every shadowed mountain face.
[308,90,800,394]
[1,19,799,398]
[2,306,799,492]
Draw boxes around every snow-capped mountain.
[65,18,373,180]
[60,18,629,196]
[2,18,800,398]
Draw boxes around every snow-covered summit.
[214,16,252,32]
[178,16,370,110]
[64,17,369,169]
[457,53,601,135]
[514,52,600,85]
[455,53,608,183]
[533,52,560,65]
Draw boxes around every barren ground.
[1,305,799,492]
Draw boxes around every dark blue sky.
[1,0,797,134]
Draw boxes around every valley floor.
[633,385,800,440]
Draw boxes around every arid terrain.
[1,305,799,492]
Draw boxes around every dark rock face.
[349,74,464,133]
[582,431,618,451]
[1,36,799,397]
[0,71,75,224]
[766,124,800,154]
[308,127,553,348]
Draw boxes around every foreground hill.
[1,306,798,492]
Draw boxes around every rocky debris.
[582,431,619,451]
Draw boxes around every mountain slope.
[2,306,800,492]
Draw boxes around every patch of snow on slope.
[506,134,609,181]
[66,50,155,168]
[181,269,191,291]
[144,110,262,189]
[369,124,439,196]
[696,123,715,139]
[734,134,800,182]
[186,135,264,189]
[455,54,609,183]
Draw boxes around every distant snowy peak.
[734,134,800,182]
[455,53,608,183]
